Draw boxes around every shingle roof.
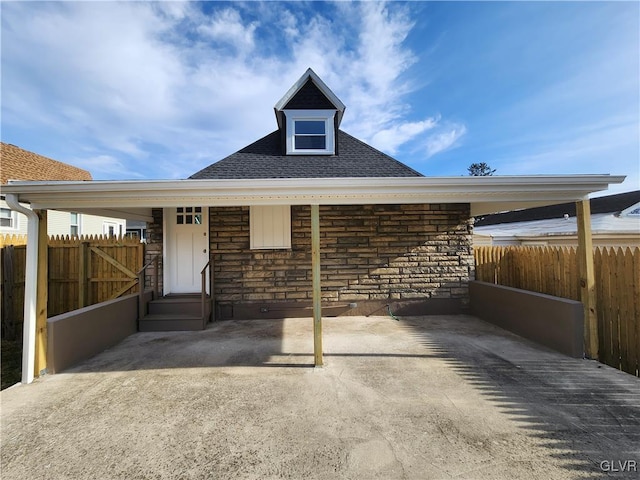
[1,143,92,184]
[189,130,423,179]
[474,190,640,226]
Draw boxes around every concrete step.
[149,295,211,316]
[139,313,206,332]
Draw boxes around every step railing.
[137,254,159,320]
[201,258,213,322]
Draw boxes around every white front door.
[166,207,209,294]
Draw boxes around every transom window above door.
[176,207,202,225]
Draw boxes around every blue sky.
[2,1,638,195]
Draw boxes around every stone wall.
[210,204,473,318]
[145,208,164,294]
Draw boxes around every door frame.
[163,207,209,295]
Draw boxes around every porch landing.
[2,315,639,479]
[139,294,212,332]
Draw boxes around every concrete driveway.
[1,315,639,480]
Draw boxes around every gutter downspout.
[5,194,38,384]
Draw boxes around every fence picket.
[631,248,640,376]
[620,248,635,375]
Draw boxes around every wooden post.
[576,198,598,359]
[78,242,89,308]
[311,204,323,367]
[34,210,48,377]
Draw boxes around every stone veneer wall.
[210,204,473,318]
[145,208,164,294]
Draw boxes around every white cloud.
[371,118,439,154]
[425,124,467,157]
[197,8,258,54]
[71,155,145,180]
[1,1,444,179]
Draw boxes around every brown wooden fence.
[474,246,640,377]
[1,234,144,340]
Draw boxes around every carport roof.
[2,174,626,222]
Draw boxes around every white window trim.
[250,205,292,250]
[0,207,19,231]
[284,109,336,155]
[103,221,119,237]
[70,212,81,236]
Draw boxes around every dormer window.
[285,110,335,155]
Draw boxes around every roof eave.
[2,175,625,219]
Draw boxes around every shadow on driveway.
[399,315,640,479]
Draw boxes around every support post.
[311,204,323,367]
[34,210,48,377]
[576,198,598,359]
[5,194,38,384]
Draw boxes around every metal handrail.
[200,258,213,322]
[137,254,159,320]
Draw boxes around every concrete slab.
[1,315,639,479]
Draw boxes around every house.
[125,220,148,242]
[473,190,640,247]
[0,142,126,237]
[1,68,625,382]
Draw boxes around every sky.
[2,1,639,195]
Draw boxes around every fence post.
[576,198,598,359]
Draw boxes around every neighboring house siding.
[80,214,125,237]
[47,211,75,236]
[0,200,126,237]
[206,204,472,318]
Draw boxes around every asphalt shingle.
[190,130,423,179]
[1,143,92,184]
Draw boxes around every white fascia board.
[2,175,625,215]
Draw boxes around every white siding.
[0,200,126,237]
[47,210,73,236]
[81,214,126,236]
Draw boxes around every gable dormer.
[274,68,346,156]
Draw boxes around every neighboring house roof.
[474,190,640,242]
[1,143,92,184]
[474,190,640,226]
[475,213,640,238]
[190,130,423,179]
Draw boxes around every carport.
[2,174,625,383]
[1,315,638,479]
